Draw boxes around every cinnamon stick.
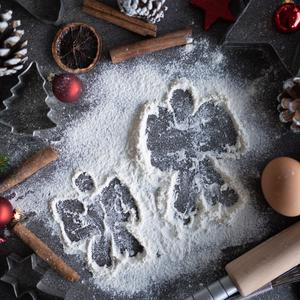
[0,147,58,194]
[110,28,193,64]
[83,0,157,37]
[12,222,80,282]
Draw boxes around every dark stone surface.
[14,0,63,25]
[0,0,300,299]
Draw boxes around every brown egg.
[261,157,300,217]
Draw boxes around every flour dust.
[9,39,273,296]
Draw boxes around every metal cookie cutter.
[0,253,47,300]
[14,0,64,25]
[0,61,57,136]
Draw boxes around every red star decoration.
[191,0,236,31]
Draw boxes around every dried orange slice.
[52,22,102,74]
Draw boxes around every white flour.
[10,39,275,296]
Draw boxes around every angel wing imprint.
[145,86,241,223]
[52,175,143,269]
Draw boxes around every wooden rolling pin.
[0,147,58,194]
[225,221,300,296]
[186,222,300,300]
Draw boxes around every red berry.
[52,74,83,103]
[0,197,13,227]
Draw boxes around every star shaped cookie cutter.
[1,253,47,300]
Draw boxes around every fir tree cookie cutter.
[0,61,57,136]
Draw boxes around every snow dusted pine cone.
[0,6,28,77]
[118,0,168,23]
[278,77,300,133]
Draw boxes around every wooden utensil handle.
[226,221,300,296]
[12,222,80,282]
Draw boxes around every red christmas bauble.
[274,2,300,33]
[52,74,83,103]
[0,197,13,227]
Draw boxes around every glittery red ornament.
[274,1,300,33]
[52,74,83,103]
[191,0,236,31]
[0,197,13,228]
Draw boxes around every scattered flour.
[9,39,276,297]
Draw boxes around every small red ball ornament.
[274,1,300,33]
[52,74,83,103]
[0,197,13,228]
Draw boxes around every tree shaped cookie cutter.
[0,61,57,136]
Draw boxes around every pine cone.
[118,0,168,23]
[0,5,28,77]
[278,77,300,133]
